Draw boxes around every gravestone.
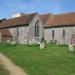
[29,40,33,45]
[68,44,74,52]
[40,38,45,49]
[11,41,16,45]
[7,40,10,43]
[40,42,44,49]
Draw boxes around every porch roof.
[0,29,12,36]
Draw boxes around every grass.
[0,64,9,75]
[0,44,75,75]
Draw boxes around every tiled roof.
[46,13,75,27]
[0,13,37,29]
[40,14,51,24]
[0,12,75,28]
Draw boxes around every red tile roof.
[0,29,13,41]
[46,13,75,27]
[0,13,37,29]
[40,14,51,24]
[0,12,75,28]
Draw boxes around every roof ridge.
[1,13,37,22]
[40,13,52,16]
[53,12,75,16]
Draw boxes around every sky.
[0,0,75,19]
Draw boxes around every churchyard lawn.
[0,44,75,75]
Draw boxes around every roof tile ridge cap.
[53,12,75,16]
[40,13,52,16]
[6,14,28,21]
[27,12,38,15]
[4,16,21,21]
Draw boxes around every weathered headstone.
[7,40,10,43]
[40,42,44,49]
[29,40,33,45]
[11,41,16,45]
[68,44,74,52]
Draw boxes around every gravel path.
[0,53,27,75]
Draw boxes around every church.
[0,13,44,44]
[0,12,75,45]
[42,13,75,45]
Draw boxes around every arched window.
[35,20,39,37]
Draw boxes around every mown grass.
[0,44,75,75]
[0,64,9,75]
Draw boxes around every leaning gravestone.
[68,44,74,52]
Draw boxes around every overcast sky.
[0,0,75,19]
